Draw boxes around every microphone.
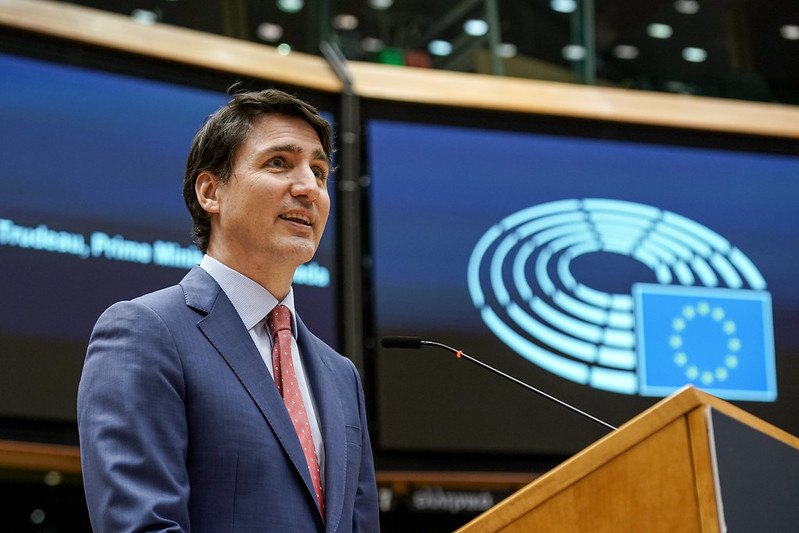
[380,336,423,350]
[381,336,617,432]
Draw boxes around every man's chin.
[276,239,319,267]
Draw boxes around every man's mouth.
[279,213,312,226]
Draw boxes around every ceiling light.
[674,0,700,15]
[277,0,304,13]
[682,47,707,62]
[43,470,64,487]
[780,24,799,40]
[497,43,517,59]
[361,37,385,53]
[647,23,673,39]
[131,9,158,25]
[333,14,359,31]
[428,40,453,56]
[256,22,284,42]
[30,509,46,526]
[463,19,489,37]
[550,0,577,14]
[613,44,640,60]
[369,0,394,9]
[562,44,587,61]
[665,80,694,94]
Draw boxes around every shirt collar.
[200,254,297,334]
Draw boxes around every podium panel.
[456,386,799,533]
[710,410,799,531]
[500,417,703,533]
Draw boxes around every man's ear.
[195,171,221,214]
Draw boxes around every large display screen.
[0,52,338,422]
[369,117,799,457]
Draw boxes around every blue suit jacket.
[77,266,379,532]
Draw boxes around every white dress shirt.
[199,255,325,483]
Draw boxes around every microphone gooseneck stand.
[381,336,617,432]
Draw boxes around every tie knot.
[266,304,292,337]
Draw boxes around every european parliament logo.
[467,198,778,402]
[634,284,776,402]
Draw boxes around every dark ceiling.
[64,0,799,106]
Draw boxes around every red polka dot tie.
[266,305,325,519]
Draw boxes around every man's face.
[207,113,330,273]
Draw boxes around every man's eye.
[313,167,328,181]
[266,157,285,168]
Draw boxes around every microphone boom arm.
[421,340,617,432]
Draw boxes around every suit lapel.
[180,267,322,520]
[298,318,346,533]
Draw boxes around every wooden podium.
[455,386,799,532]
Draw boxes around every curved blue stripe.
[550,232,595,253]
[631,247,661,270]
[691,255,718,287]
[674,261,695,285]
[638,240,677,264]
[590,366,638,394]
[482,308,590,384]
[573,283,612,308]
[533,222,591,247]
[490,233,518,305]
[535,247,556,297]
[590,212,654,228]
[607,310,634,329]
[507,303,597,362]
[582,198,660,219]
[656,221,712,257]
[729,247,767,289]
[710,252,743,289]
[603,241,635,256]
[663,211,730,253]
[557,254,576,290]
[602,327,635,348]
[500,199,580,230]
[467,224,503,307]
[597,346,636,370]
[648,230,693,260]
[655,264,673,284]
[531,296,603,343]
[513,242,536,300]
[516,212,585,239]
[611,294,634,312]
[554,290,607,325]
[595,223,647,246]
[565,242,601,259]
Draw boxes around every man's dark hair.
[183,89,332,253]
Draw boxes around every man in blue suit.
[77,89,380,532]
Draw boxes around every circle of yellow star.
[670,302,740,386]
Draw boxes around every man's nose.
[291,165,321,201]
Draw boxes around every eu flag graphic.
[633,283,776,402]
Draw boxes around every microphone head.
[381,336,423,349]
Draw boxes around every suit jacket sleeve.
[349,359,381,533]
[78,299,190,532]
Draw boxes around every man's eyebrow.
[313,149,330,165]
[266,143,330,164]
